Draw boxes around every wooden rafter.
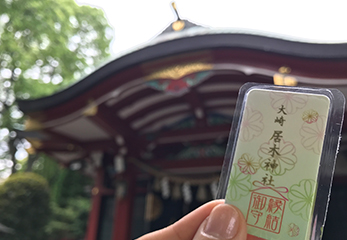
[45,129,83,149]
[137,109,192,131]
[81,140,119,152]
[125,98,182,123]
[110,87,157,110]
[87,104,147,156]
[154,125,230,145]
[183,89,206,127]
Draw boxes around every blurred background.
[0,0,347,240]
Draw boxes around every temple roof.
[18,32,347,113]
[17,28,347,176]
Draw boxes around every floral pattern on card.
[300,116,326,154]
[226,166,252,201]
[225,89,332,240]
[270,92,308,115]
[258,139,297,176]
[288,223,300,237]
[302,109,319,124]
[288,179,315,221]
[237,153,260,175]
[239,106,264,142]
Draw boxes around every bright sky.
[76,0,347,55]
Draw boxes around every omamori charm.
[219,83,345,240]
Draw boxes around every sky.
[76,0,347,55]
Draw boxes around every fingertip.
[193,204,248,240]
[232,205,248,240]
[203,204,241,239]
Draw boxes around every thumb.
[192,204,247,240]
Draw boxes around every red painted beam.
[155,125,230,145]
[204,73,272,84]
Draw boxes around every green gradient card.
[225,89,331,240]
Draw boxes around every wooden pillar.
[85,168,104,240]
[112,166,136,240]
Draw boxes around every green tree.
[0,172,51,240]
[0,0,113,176]
[31,156,92,239]
[46,197,91,240]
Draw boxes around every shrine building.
[17,13,347,240]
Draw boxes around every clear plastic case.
[218,83,345,240]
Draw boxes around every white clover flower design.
[300,116,326,155]
[239,106,264,142]
[270,92,308,115]
[258,139,297,176]
[288,179,316,221]
[226,166,252,201]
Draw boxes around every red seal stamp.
[246,181,288,234]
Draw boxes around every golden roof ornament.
[171,2,185,31]
[273,66,298,86]
[145,62,213,81]
[157,2,201,36]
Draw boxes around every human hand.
[137,199,247,240]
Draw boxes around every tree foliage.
[30,155,93,239]
[46,197,91,240]
[0,0,113,176]
[0,0,112,98]
[0,1,112,237]
[0,172,51,240]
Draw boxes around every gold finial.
[171,2,185,31]
[171,2,180,20]
[172,20,185,31]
